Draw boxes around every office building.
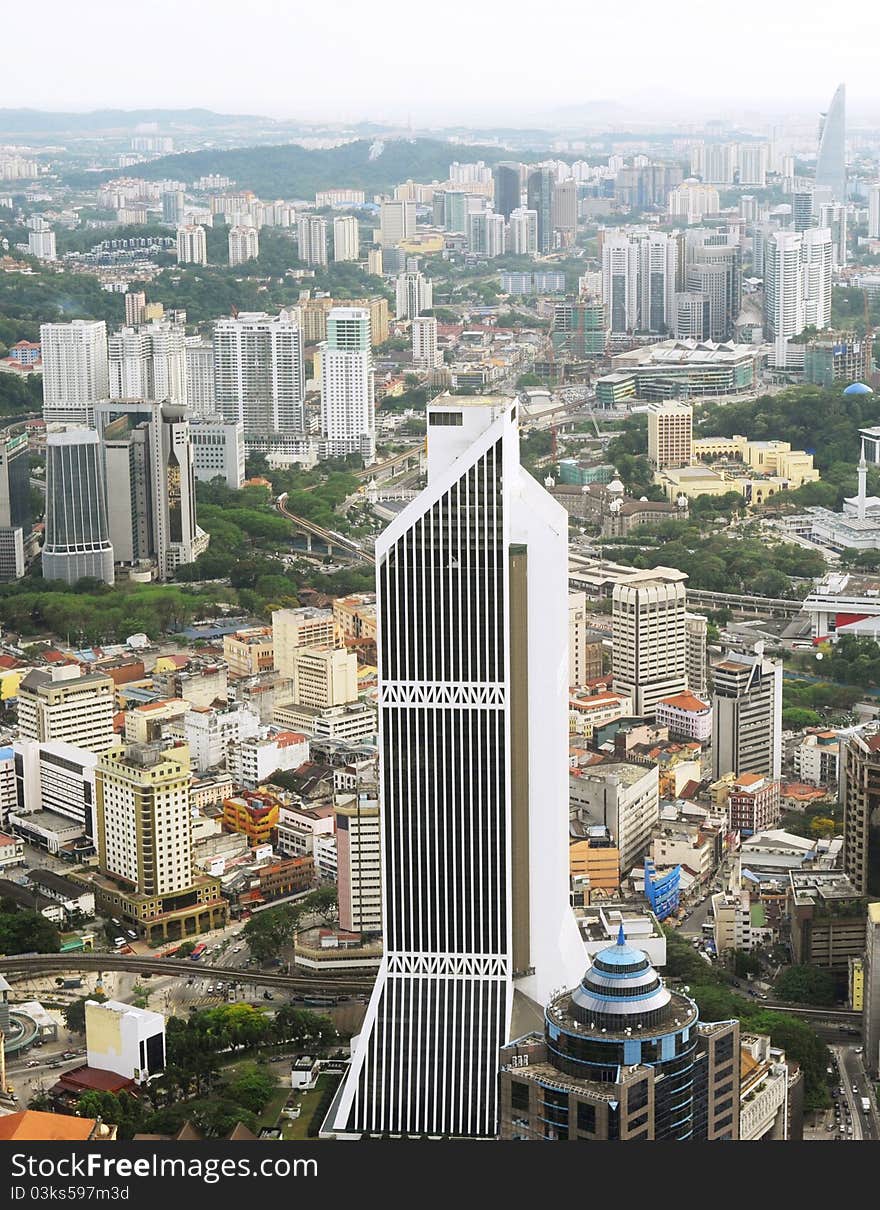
[329,394,585,1137]
[509,207,538,256]
[40,320,109,426]
[17,664,115,752]
[0,431,30,580]
[815,84,846,205]
[685,611,708,698]
[42,427,115,586]
[552,180,578,242]
[379,199,415,249]
[189,415,245,489]
[162,189,185,225]
[273,606,338,678]
[727,773,780,836]
[125,292,146,326]
[333,216,359,262]
[184,337,215,417]
[552,300,608,360]
[14,738,98,840]
[228,225,259,266]
[841,731,880,896]
[395,270,433,320]
[711,646,782,781]
[684,239,741,342]
[297,215,328,267]
[227,728,309,790]
[467,209,506,257]
[674,291,711,340]
[95,399,207,580]
[647,400,693,469]
[213,311,305,435]
[319,307,375,461]
[493,162,521,220]
[498,930,740,1140]
[94,742,226,940]
[612,567,688,716]
[570,761,660,876]
[108,320,188,409]
[183,703,260,775]
[527,168,554,253]
[176,224,207,265]
[336,790,381,937]
[86,999,165,1085]
[568,592,603,686]
[290,646,358,709]
[818,201,847,268]
[411,316,441,371]
[863,903,880,1076]
[870,184,880,241]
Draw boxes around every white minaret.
[859,437,868,521]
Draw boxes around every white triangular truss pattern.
[379,680,506,709]
[387,952,511,979]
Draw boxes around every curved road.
[0,952,374,995]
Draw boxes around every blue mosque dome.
[843,382,873,396]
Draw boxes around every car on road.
[25,1059,39,1068]
[855,1047,863,1055]
[61,1052,77,1060]
[126,930,138,940]
[263,991,274,1000]
[853,1084,859,1094]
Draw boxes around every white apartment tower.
[379,199,416,249]
[228,225,259,266]
[602,232,640,333]
[508,208,538,256]
[297,215,328,267]
[612,567,689,716]
[870,184,880,241]
[189,415,245,490]
[647,401,693,469]
[765,228,832,367]
[333,216,360,262]
[176,224,207,265]
[329,393,584,1138]
[40,320,109,426]
[108,321,188,409]
[213,311,305,435]
[319,308,375,461]
[184,337,215,417]
[395,270,433,320]
[411,316,441,371]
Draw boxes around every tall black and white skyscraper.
[42,427,114,586]
[329,394,584,1138]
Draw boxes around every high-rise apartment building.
[674,291,711,340]
[184,337,215,416]
[638,232,677,333]
[870,184,880,241]
[17,664,115,752]
[764,228,832,367]
[493,162,521,220]
[336,785,381,936]
[42,427,115,586]
[125,292,146,326]
[162,189,185,225]
[711,646,782,781]
[40,320,109,426]
[379,199,415,248]
[333,215,359,262]
[395,270,433,320]
[792,190,815,233]
[647,401,693,469]
[509,207,538,256]
[227,225,259,266]
[526,167,554,253]
[189,415,245,490]
[297,215,328,267]
[612,567,688,716]
[108,321,188,409]
[213,311,305,435]
[668,180,720,224]
[738,144,768,188]
[602,232,640,332]
[411,316,440,371]
[95,399,207,580]
[176,224,207,265]
[467,209,506,257]
[840,731,880,897]
[329,394,584,1138]
[319,307,375,461]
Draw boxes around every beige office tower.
[336,785,382,935]
[840,731,880,896]
[685,611,709,698]
[612,567,688,716]
[863,903,880,1075]
[291,646,358,709]
[647,401,693,469]
[18,665,116,751]
[272,606,339,679]
[569,591,587,686]
[379,199,415,248]
[367,247,383,276]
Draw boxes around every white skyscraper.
[189,415,245,490]
[395,270,433,320]
[329,394,584,1138]
[184,337,215,417]
[668,181,720,224]
[870,184,880,241]
[602,232,640,333]
[612,567,689,716]
[638,232,677,333]
[379,199,416,248]
[764,231,808,368]
[817,202,847,268]
[176,224,207,265]
[802,226,833,330]
[213,311,305,435]
[509,207,538,255]
[28,227,57,261]
[108,321,188,409]
[412,316,441,371]
[297,215,328,267]
[320,307,375,461]
[737,143,768,187]
[467,209,506,257]
[228,225,259,266]
[40,320,109,426]
[333,216,360,262]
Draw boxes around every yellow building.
[222,627,274,677]
[222,791,280,847]
[399,233,445,257]
[851,956,865,1011]
[708,772,737,811]
[569,840,620,896]
[0,668,24,700]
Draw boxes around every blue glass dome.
[843,382,873,396]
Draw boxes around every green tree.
[774,964,836,1006]
[64,991,106,1034]
[242,903,301,961]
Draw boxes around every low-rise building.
[712,888,754,953]
[570,760,659,876]
[792,730,841,786]
[272,700,377,742]
[787,871,866,975]
[739,1033,799,1141]
[655,690,712,741]
[727,773,780,836]
[568,690,632,737]
[222,627,274,678]
[85,999,165,1085]
[221,790,281,848]
[227,728,309,789]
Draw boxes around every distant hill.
[62,138,523,199]
[0,108,267,135]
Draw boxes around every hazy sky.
[5,0,880,125]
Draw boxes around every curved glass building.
[499,927,740,1141]
[815,83,846,205]
[42,427,115,586]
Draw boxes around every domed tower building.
[498,927,740,1141]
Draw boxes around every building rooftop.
[0,1110,98,1141]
